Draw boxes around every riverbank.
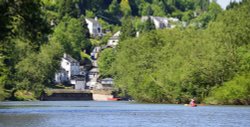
[41,89,118,101]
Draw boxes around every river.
[0,101,249,127]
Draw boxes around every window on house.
[97,27,101,33]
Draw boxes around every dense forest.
[0,0,249,104]
[99,0,250,104]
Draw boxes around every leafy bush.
[206,74,250,105]
[14,90,36,101]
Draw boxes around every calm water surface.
[0,101,249,127]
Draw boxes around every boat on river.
[107,97,121,101]
[184,104,197,107]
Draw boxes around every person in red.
[189,99,197,107]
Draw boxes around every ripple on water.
[0,101,250,127]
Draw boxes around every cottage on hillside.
[54,69,68,83]
[85,17,103,37]
[101,78,114,89]
[71,75,86,90]
[54,54,88,89]
[90,46,101,60]
[86,67,100,89]
[141,16,179,29]
[55,54,80,84]
[107,31,121,48]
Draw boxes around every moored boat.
[107,97,121,101]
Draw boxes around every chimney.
[95,16,98,21]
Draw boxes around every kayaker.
[189,99,196,107]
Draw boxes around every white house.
[54,54,80,83]
[54,69,68,83]
[107,31,121,47]
[141,16,179,29]
[71,75,86,90]
[90,46,101,60]
[86,67,100,89]
[55,54,88,90]
[101,78,114,88]
[88,67,99,80]
[85,17,103,37]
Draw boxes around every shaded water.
[0,101,249,127]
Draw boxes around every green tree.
[0,0,51,100]
[0,1,11,40]
[120,0,132,16]
[111,1,250,104]
[51,16,91,60]
[196,0,210,11]
[15,40,63,96]
[206,74,250,105]
[98,48,116,77]
[109,0,121,16]
[58,0,80,18]
[80,15,90,39]
[6,0,51,49]
[194,1,222,28]
[120,17,136,41]
[142,17,155,32]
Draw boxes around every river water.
[0,101,249,127]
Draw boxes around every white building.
[55,54,87,89]
[54,54,80,83]
[88,67,99,80]
[54,69,68,83]
[85,17,103,37]
[86,67,100,89]
[90,46,101,60]
[101,78,114,89]
[141,16,179,29]
[71,75,86,90]
[107,31,121,48]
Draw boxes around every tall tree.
[51,16,91,60]
[194,1,222,28]
[98,48,116,77]
[0,0,51,100]
[109,0,121,16]
[58,0,80,18]
[111,1,250,104]
[15,40,63,96]
[7,0,51,49]
[120,0,132,16]
[142,17,155,32]
[120,17,136,41]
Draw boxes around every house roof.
[109,31,120,40]
[63,54,79,63]
[57,68,67,73]
[71,75,86,80]
[153,17,168,24]
[85,18,100,25]
[89,67,99,73]
[113,31,121,37]
[101,78,113,81]
[91,46,101,53]
[141,16,169,24]
[109,36,119,40]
